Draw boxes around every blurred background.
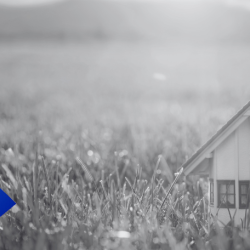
[1,0,250,175]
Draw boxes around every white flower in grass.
[11,204,20,213]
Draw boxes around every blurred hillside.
[0,0,250,44]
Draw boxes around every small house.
[182,101,250,226]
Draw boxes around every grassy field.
[1,0,250,249]
[2,41,249,175]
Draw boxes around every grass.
[1,148,250,250]
[1,39,250,250]
[1,1,250,248]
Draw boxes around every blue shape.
[0,189,16,217]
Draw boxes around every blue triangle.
[0,189,16,217]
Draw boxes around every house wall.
[238,118,250,180]
[210,118,250,226]
[210,207,245,227]
[209,157,213,178]
[216,132,236,180]
[191,158,211,176]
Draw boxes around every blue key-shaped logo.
[0,189,16,217]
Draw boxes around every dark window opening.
[239,181,250,209]
[218,180,235,208]
[210,179,214,205]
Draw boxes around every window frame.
[239,181,250,209]
[217,180,235,209]
[210,179,214,206]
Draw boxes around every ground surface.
[1,0,250,171]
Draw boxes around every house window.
[239,181,250,209]
[218,180,235,208]
[210,179,214,205]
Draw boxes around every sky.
[0,0,249,12]
[0,0,65,6]
[0,0,219,5]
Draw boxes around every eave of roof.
[182,100,250,171]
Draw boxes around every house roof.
[182,100,250,172]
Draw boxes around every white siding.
[209,156,214,178]
[216,132,236,180]
[212,208,245,227]
[238,118,250,180]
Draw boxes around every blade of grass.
[151,156,161,208]
[125,177,141,203]
[41,156,51,211]
[100,180,108,200]
[32,141,39,226]
[53,166,72,202]
[76,157,94,182]
[1,164,18,190]
[55,161,59,215]
[115,153,121,191]
[160,167,183,210]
